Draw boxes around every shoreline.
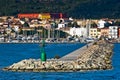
[3,66,112,72]
[0,42,86,44]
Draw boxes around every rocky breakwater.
[3,40,113,72]
[3,59,76,72]
[76,40,113,70]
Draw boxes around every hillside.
[0,0,120,18]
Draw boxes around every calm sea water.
[0,43,120,80]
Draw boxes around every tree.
[91,22,97,28]
[114,21,120,26]
[67,22,72,27]
[23,22,29,27]
[72,21,80,28]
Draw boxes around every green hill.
[0,0,120,18]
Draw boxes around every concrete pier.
[59,43,92,61]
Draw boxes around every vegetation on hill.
[0,0,120,18]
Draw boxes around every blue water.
[0,43,120,80]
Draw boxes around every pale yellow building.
[89,28,101,38]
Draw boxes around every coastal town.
[1,13,114,72]
[3,39,113,72]
[0,13,120,43]
[1,0,120,80]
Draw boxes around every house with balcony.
[109,26,118,39]
[89,28,101,39]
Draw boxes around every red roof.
[18,14,39,18]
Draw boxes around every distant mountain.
[0,0,120,18]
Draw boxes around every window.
[94,30,96,32]
[91,30,93,32]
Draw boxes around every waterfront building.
[118,28,120,38]
[69,27,87,37]
[100,28,109,37]
[98,19,106,28]
[97,28,101,38]
[58,23,65,29]
[109,26,118,39]
[89,28,99,39]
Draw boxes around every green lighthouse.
[41,39,46,61]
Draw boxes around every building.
[50,13,67,19]
[18,14,39,19]
[89,28,98,39]
[58,23,65,29]
[69,27,87,37]
[118,28,120,38]
[109,26,118,39]
[98,19,106,28]
[100,28,109,37]
[97,28,101,38]
[39,13,51,19]
[18,13,67,19]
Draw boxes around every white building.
[58,23,65,29]
[98,20,106,28]
[109,26,118,39]
[69,27,87,37]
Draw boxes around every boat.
[85,38,94,43]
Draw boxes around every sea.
[0,43,120,80]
